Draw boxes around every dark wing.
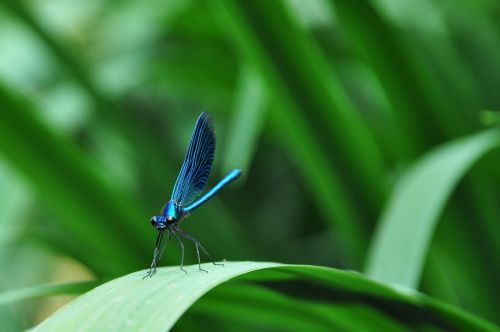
[171,112,216,205]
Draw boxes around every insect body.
[145,113,241,278]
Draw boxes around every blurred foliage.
[0,0,500,330]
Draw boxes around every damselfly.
[144,112,241,278]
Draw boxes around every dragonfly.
[144,112,241,278]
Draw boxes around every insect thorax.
[163,200,184,223]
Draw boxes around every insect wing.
[171,112,216,205]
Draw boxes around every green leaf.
[33,262,498,331]
[365,129,500,289]
[222,64,267,175]
[0,83,149,275]
[211,0,381,265]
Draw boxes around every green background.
[1,0,500,330]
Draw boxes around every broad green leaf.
[365,129,500,289]
[34,262,498,332]
[181,282,408,331]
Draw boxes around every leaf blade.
[365,129,500,289]
[33,262,499,332]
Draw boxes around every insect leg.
[171,229,187,274]
[177,228,206,272]
[143,230,165,279]
[176,228,222,269]
[155,230,170,267]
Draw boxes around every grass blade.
[0,83,149,275]
[33,262,498,332]
[222,64,267,175]
[210,0,378,264]
[365,129,500,289]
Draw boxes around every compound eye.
[150,217,157,226]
